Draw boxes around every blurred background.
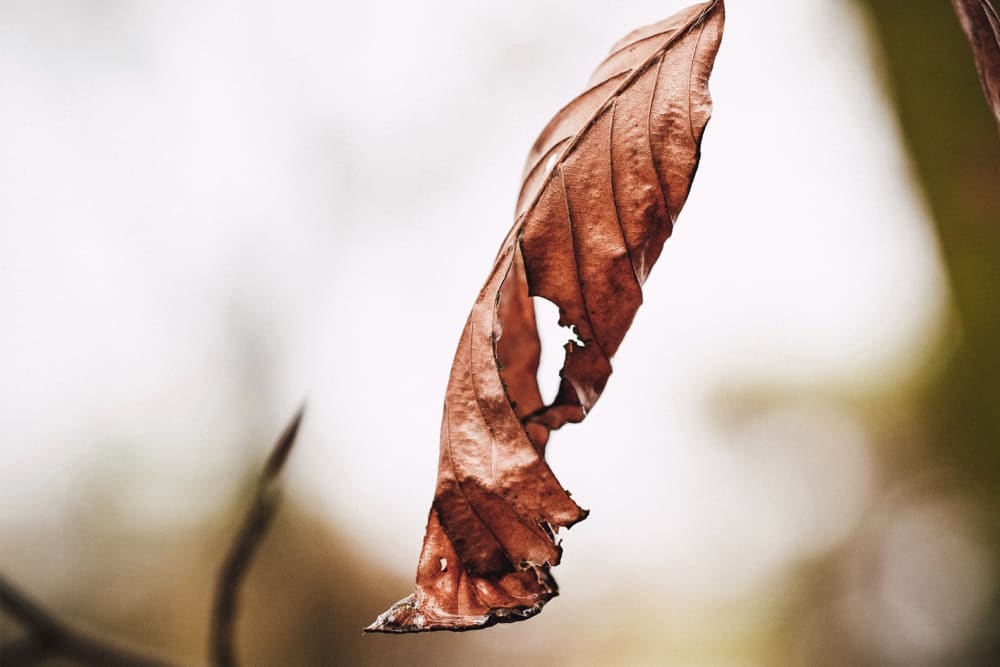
[1,0,998,664]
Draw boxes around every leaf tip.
[365,593,551,634]
[363,595,421,634]
[364,594,484,634]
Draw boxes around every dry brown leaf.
[367,0,724,633]
[953,0,1000,133]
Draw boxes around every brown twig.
[0,406,306,667]
[209,405,306,667]
[0,574,178,667]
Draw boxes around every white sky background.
[1,0,947,621]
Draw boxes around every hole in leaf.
[544,153,558,174]
[532,296,584,405]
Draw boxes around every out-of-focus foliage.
[781,0,1000,662]
[859,0,1000,489]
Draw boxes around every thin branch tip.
[263,403,307,480]
[209,408,307,667]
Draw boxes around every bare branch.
[0,405,307,667]
[0,574,179,667]
[209,405,306,667]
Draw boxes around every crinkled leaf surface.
[953,0,1000,133]
[367,0,724,633]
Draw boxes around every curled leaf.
[368,0,724,633]
[952,0,1000,133]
